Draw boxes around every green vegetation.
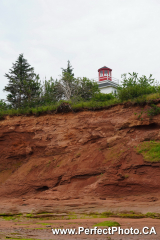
[76,153,81,158]
[1,90,160,119]
[0,100,8,110]
[67,213,77,220]
[25,213,33,218]
[79,211,160,220]
[100,211,113,217]
[0,98,119,120]
[92,92,115,102]
[34,227,46,230]
[3,216,16,221]
[0,213,22,221]
[131,93,160,105]
[117,213,145,218]
[36,222,51,225]
[6,238,41,240]
[145,212,160,218]
[0,213,14,216]
[147,104,160,117]
[1,211,160,227]
[46,160,51,167]
[124,174,129,178]
[2,57,100,110]
[37,212,53,215]
[94,221,120,227]
[137,141,160,162]
[4,53,41,109]
[117,72,158,101]
[1,57,160,119]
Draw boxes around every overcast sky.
[1,0,160,99]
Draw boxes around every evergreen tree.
[4,54,41,108]
[61,60,74,77]
[58,61,99,101]
[58,60,76,100]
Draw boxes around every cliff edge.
[0,103,160,201]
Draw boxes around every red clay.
[0,104,160,239]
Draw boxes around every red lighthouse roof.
[98,66,112,72]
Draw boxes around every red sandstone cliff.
[0,104,160,200]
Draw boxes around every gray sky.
[1,0,160,99]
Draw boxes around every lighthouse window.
[100,71,103,77]
[104,70,108,76]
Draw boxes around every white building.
[97,66,119,94]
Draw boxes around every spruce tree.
[4,54,41,108]
[58,60,76,100]
[61,60,74,77]
[58,61,99,101]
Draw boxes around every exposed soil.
[1,104,160,239]
[0,217,160,239]
[0,197,160,239]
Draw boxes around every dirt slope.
[0,103,160,200]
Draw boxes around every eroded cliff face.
[0,104,160,200]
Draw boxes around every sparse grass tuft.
[94,221,120,227]
[3,216,16,221]
[147,104,160,117]
[137,141,160,162]
[0,213,14,216]
[0,213,22,221]
[124,174,129,178]
[67,213,77,220]
[145,212,160,218]
[25,213,33,218]
[6,238,41,240]
[117,213,145,218]
[76,153,81,158]
[36,222,50,225]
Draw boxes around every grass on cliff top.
[1,92,160,119]
[137,141,160,162]
[0,98,120,119]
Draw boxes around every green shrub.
[117,72,158,101]
[147,104,160,116]
[92,93,115,102]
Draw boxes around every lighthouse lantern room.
[98,66,112,81]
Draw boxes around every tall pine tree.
[4,54,41,108]
[61,60,74,77]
